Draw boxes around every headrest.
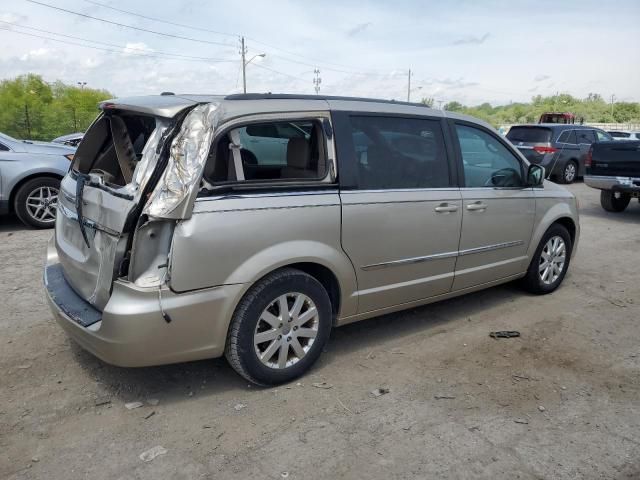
[287,138,310,169]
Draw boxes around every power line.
[77,0,390,76]
[0,26,233,63]
[0,20,236,62]
[80,0,237,39]
[251,63,309,84]
[24,0,235,48]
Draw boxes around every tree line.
[1,74,638,141]
[0,74,112,141]
[427,93,640,127]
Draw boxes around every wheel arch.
[527,201,579,260]
[9,172,63,213]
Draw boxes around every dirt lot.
[1,182,639,480]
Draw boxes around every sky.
[0,0,639,105]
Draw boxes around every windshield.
[507,127,552,143]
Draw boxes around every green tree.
[0,74,112,140]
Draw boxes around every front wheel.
[521,224,572,294]
[225,268,332,386]
[13,177,60,228]
[600,190,630,212]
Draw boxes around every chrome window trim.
[361,240,524,271]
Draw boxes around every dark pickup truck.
[585,140,640,212]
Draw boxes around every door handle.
[466,202,488,211]
[434,203,459,213]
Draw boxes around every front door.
[450,122,536,291]
[336,113,462,313]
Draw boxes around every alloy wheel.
[254,292,319,369]
[25,186,58,224]
[539,235,566,285]
[564,163,576,183]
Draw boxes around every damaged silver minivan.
[45,94,579,385]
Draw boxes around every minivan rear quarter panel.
[169,191,359,318]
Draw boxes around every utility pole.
[239,37,265,94]
[313,69,321,95]
[407,68,412,102]
[240,36,247,94]
[610,94,616,118]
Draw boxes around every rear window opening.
[506,127,552,144]
[202,119,328,188]
[72,113,157,187]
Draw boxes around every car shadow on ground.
[0,214,31,233]
[71,281,525,404]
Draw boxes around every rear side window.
[576,130,596,144]
[0,142,8,151]
[557,130,577,144]
[506,127,552,143]
[207,119,327,183]
[347,116,450,189]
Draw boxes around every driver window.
[456,124,523,188]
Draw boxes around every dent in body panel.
[169,192,358,318]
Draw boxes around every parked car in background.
[0,132,74,228]
[44,93,579,385]
[52,132,84,147]
[607,131,640,141]
[506,124,612,184]
[585,140,640,212]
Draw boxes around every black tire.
[225,268,332,386]
[600,190,630,212]
[13,177,60,229]
[521,224,572,295]
[557,160,578,184]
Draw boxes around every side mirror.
[527,164,545,187]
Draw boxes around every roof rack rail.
[223,93,429,108]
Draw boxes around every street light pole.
[240,37,265,94]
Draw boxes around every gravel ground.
[1,183,639,480]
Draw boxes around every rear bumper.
[584,175,640,194]
[44,236,245,367]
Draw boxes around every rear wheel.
[600,190,630,212]
[521,224,572,294]
[558,160,577,184]
[13,177,60,228]
[225,268,332,386]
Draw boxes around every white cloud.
[0,12,27,24]
[20,48,50,61]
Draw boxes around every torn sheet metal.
[129,123,168,196]
[144,102,221,218]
